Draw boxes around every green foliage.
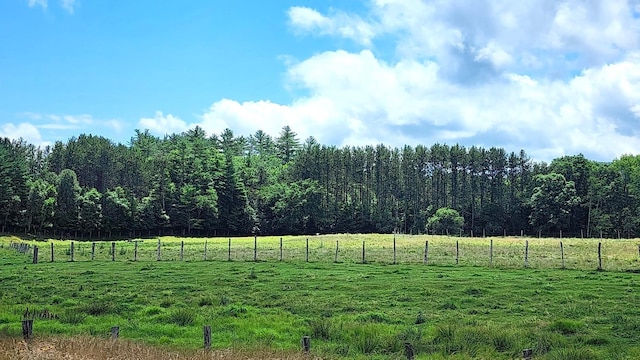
[427,208,464,235]
[166,308,195,326]
[2,128,640,238]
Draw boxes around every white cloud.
[0,122,49,146]
[60,0,77,14]
[288,6,376,46]
[28,0,47,10]
[138,111,188,136]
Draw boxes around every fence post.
[393,235,397,264]
[490,239,493,266]
[228,238,231,261]
[306,238,309,262]
[110,326,119,339]
[560,241,565,269]
[560,229,563,239]
[204,240,207,261]
[302,336,311,352]
[334,240,339,263]
[482,229,486,238]
[50,242,54,262]
[204,325,212,349]
[280,237,283,262]
[404,342,415,360]
[456,240,459,265]
[134,241,138,261]
[32,246,38,264]
[424,241,429,265]
[362,241,366,264]
[111,242,116,262]
[254,236,257,262]
[91,242,95,261]
[157,239,161,261]
[70,242,75,262]
[598,242,602,271]
[524,240,529,268]
[22,319,33,339]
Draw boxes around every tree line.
[0,126,638,238]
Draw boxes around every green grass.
[1,234,640,359]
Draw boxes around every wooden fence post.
[334,240,339,263]
[70,242,75,262]
[32,246,38,264]
[111,242,116,262]
[228,238,231,261]
[22,319,33,339]
[598,242,602,271]
[180,241,184,261]
[91,242,95,261]
[490,239,493,266]
[306,238,309,262]
[204,240,207,261]
[404,342,415,360]
[456,240,459,265]
[156,239,161,261]
[204,325,212,349]
[424,241,429,264]
[254,236,257,262]
[524,240,529,268]
[279,237,283,262]
[302,336,311,352]
[134,241,138,261]
[393,235,397,264]
[362,241,366,264]
[50,243,54,262]
[560,229,563,239]
[560,241,565,269]
[110,326,119,339]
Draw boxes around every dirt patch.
[0,336,320,360]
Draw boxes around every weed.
[166,308,195,326]
[220,294,231,306]
[82,302,114,316]
[59,311,86,325]
[248,268,258,279]
[546,346,596,360]
[159,298,174,308]
[197,296,214,307]
[549,319,584,335]
[308,318,332,339]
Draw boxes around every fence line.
[4,236,640,271]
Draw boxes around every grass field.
[1,234,640,359]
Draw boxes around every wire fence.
[3,235,640,272]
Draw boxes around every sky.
[1,0,640,162]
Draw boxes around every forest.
[0,126,638,238]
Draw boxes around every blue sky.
[2,0,640,161]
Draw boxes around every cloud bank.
[139,0,639,161]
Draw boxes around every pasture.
[1,234,640,359]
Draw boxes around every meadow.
[1,234,640,359]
